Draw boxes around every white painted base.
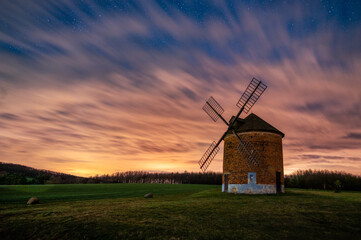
[222,183,284,194]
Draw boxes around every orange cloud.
[0,1,360,176]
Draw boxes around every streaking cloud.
[0,1,360,176]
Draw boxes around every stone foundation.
[222,183,284,194]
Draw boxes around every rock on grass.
[144,193,153,198]
[27,197,39,205]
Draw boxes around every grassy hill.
[0,184,360,239]
[0,162,86,184]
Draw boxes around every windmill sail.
[236,133,262,167]
[202,96,225,122]
[236,78,267,114]
[199,141,220,172]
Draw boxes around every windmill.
[199,78,267,172]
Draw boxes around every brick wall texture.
[223,131,284,185]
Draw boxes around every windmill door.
[276,172,281,193]
[224,174,229,192]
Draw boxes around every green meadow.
[0,184,360,240]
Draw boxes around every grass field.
[1,184,360,240]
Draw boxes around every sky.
[0,0,361,177]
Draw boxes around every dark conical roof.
[230,113,284,138]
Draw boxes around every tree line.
[0,171,222,185]
[2,162,361,190]
[285,169,361,191]
[0,162,222,185]
[88,171,222,185]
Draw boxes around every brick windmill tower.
[199,78,285,194]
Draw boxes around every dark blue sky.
[0,0,361,176]
[1,1,361,75]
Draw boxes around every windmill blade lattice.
[198,77,267,172]
[236,134,262,167]
[202,96,224,122]
[236,78,267,114]
[198,141,220,172]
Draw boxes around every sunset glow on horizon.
[1,1,361,177]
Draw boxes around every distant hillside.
[0,162,87,184]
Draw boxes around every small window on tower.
[248,172,256,184]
